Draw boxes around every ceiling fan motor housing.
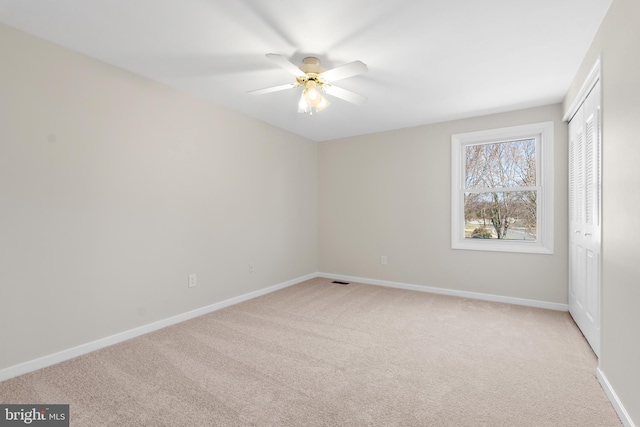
[299,57,324,74]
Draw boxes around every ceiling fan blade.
[319,60,368,83]
[323,85,368,105]
[248,83,298,95]
[265,53,307,78]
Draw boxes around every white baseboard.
[597,367,637,427]
[318,272,569,311]
[5,271,630,425]
[0,271,571,383]
[0,273,316,383]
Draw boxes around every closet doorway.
[566,60,602,357]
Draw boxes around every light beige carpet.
[0,277,622,426]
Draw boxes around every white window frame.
[451,121,554,254]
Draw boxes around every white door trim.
[566,58,602,357]
[564,56,601,122]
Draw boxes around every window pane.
[465,139,536,189]
[464,191,537,241]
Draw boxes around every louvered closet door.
[568,80,601,357]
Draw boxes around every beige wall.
[564,0,640,423]
[0,25,318,370]
[319,104,568,303]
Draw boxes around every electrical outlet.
[188,273,197,288]
[249,262,255,273]
[381,256,388,265]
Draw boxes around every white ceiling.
[0,0,611,141]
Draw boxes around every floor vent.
[332,281,349,285]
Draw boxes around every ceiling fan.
[248,53,368,115]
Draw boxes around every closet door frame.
[564,57,602,357]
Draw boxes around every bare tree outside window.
[463,139,537,240]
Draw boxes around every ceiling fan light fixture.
[299,79,330,114]
[304,80,323,107]
[298,92,309,113]
[316,96,330,112]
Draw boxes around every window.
[451,122,554,254]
